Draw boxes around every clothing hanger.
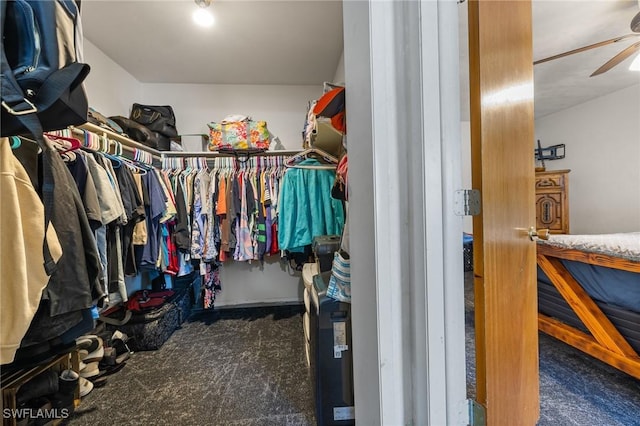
[10,136,21,149]
[109,139,123,157]
[103,152,122,169]
[285,148,338,169]
[45,133,82,154]
[139,149,154,166]
[99,134,110,153]
[121,156,149,175]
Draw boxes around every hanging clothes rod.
[13,127,159,166]
[71,122,162,159]
[161,149,302,158]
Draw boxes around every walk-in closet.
[2,1,640,426]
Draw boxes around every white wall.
[460,121,472,234]
[207,259,304,308]
[139,83,324,306]
[83,39,142,117]
[333,50,345,85]
[535,84,640,234]
[140,83,321,151]
[343,1,381,423]
[84,42,325,307]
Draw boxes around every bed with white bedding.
[536,232,640,378]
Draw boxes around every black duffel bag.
[130,103,178,138]
[110,116,172,151]
[110,116,158,149]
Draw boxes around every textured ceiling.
[82,1,640,118]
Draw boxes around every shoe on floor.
[97,361,126,377]
[58,369,79,394]
[80,361,100,378]
[102,346,116,366]
[78,336,104,363]
[15,370,59,405]
[51,369,79,414]
[79,377,94,397]
[111,333,132,364]
[90,375,108,388]
[111,330,129,343]
[76,335,100,354]
[19,396,52,426]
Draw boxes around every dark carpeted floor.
[67,274,640,425]
[68,306,315,426]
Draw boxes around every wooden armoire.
[534,169,570,234]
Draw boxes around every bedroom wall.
[534,84,640,234]
[83,39,142,116]
[462,86,639,236]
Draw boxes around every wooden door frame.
[346,0,538,424]
[468,1,539,424]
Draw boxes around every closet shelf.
[161,149,302,158]
[71,123,304,162]
[72,122,162,158]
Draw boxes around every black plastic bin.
[312,235,342,273]
[309,272,355,426]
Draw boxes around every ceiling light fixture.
[193,0,214,28]
[630,53,640,71]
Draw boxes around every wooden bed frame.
[536,243,640,378]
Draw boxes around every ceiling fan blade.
[533,34,639,65]
[631,10,640,33]
[590,41,640,76]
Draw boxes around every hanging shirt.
[95,155,127,303]
[132,173,148,246]
[18,136,105,347]
[84,153,123,297]
[115,165,145,276]
[174,176,191,252]
[228,174,239,256]
[140,170,168,269]
[156,169,177,223]
[85,153,123,226]
[278,159,345,252]
[202,170,218,262]
[235,173,254,261]
[66,153,102,230]
[0,139,63,364]
[190,169,211,260]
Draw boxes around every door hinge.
[467,399,486,426]
[454,189,481,216]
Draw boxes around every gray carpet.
[465,272,640,426]
[68,274,640,425]
[68,306,315,426]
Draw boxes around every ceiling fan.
[534,8,640,77]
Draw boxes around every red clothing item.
[270,221,279,255]
[166,221,179,275]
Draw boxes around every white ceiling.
[531,0,640,117]
[81,0,344,86]
[82,0,640,118]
